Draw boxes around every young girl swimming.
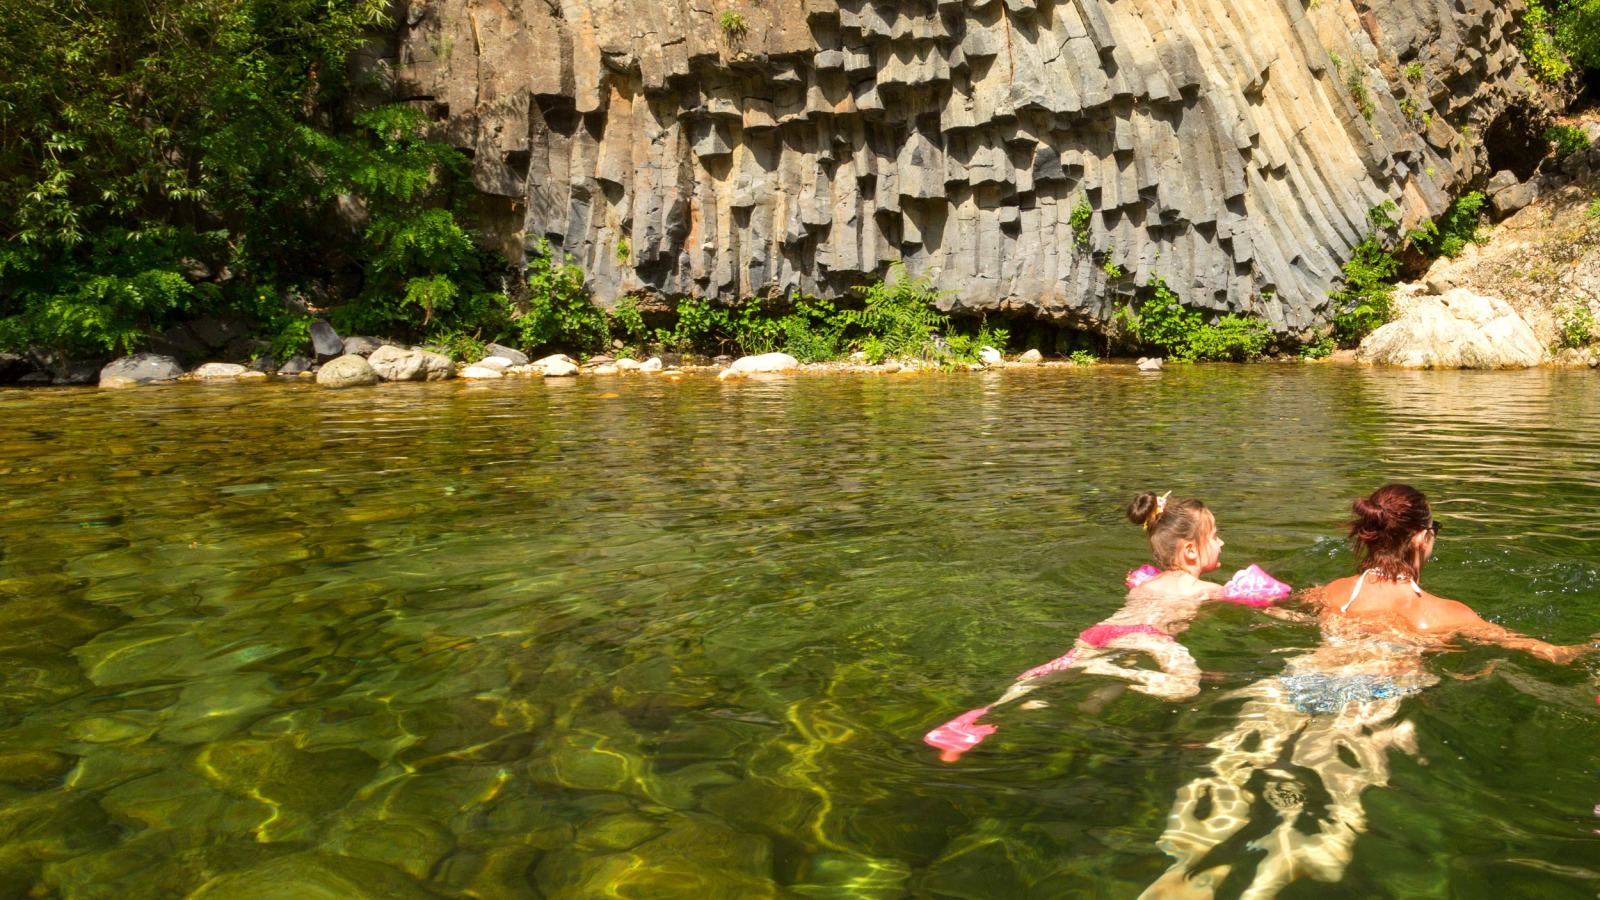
[925,492,1289,761]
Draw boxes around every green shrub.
[945,316,1011,365]
[1330,204,1402,345]
[1300,336,1335,359]
[1557,304,1597,347]
[782,298,845,363]
[1404,63,1425,82]
[1521,0,1573,82]
[844,262,950,362]
[609,296,648,348]
[1346,70,1374,122]
[615,239,630,265]
[1546,124,1590,160]
[1120,277,1272,362]
[1069,350,1097,365]
[719,11,748,36]
[1407,191,1488,259]
[518,237,608,353]
[1070,196,1093,250]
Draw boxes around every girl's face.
[1181,514,1224,574]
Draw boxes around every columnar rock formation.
[388,0,1538,332]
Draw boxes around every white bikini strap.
[1340,570,1420,613]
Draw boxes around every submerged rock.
[1137,357,1164,371]
[368,346,455,382]
[1552,347,1597,368]
[183,851,438,900]
[100,354,184,386]
[315,354,379,388]
[1356,287,1544,369]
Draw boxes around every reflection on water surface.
[0,367,1597,899]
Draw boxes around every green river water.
[1,366,1598,900]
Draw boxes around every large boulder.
[1356,287,1545,369]
[368,345,455,382]
[99,354,184,386]
[277,356,315,376]
[147,324,210,367]
[188,315,252,349]
[315,354,378,388]
[484,343,528,365]
[542,359,580,377]
[730,352,798,373]
[309,321,345,362]
[0,352,32,383]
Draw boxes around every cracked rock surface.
[388,0,1538,332]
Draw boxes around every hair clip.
[1155,491,1171,515]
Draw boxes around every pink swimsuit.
[924,565,1291,762]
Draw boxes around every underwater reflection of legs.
[1139,680,1415,900]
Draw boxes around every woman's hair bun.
[1350,496,1390,540]
[1127,491,1161,529]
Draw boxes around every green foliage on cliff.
[1406,191,1488,259]
[1556,304,1597,347]
[1330,204,1401,345]
[0,0,499,358]
[1546,124,1591,160]
[1118,278,1272,362]
[1521,0,1600,79]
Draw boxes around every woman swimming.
[925,492,1290,761]
[1140,484,1595,900]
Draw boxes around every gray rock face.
[1490,181,1538,217]
[484,343,529,366]
[315,354,379,387]
[194,362,248,379]
[100,354,184,386]
[148,324,210,367]
[310,321,345,362]
[368,345,456,381]
[341,336,392,357]
[394,0,1535,333]
[0,352,30,383]
[278,356,315,376]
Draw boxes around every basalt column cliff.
[390,0,1536,332]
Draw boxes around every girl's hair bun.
[1127,491,1161,529]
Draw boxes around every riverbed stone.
[368,346,455,382]
[535,354,575,367]
[484,343,528,365]
[100,354,184,386]
[309,321,344,362]
[978,346,1003,366]
[639,357,664,372]
[475,356,514,371]
[325,816,457,880]
[277,355,314,376]
[315,354,379,388]
[1018,348,1043,364]
[246,355,278,373]
[615,358,641,371]
[460,366,504,379]
[542,360,580,377]
[0,750,74,787]
[194,362,248,379]
[184,851,438,900]
[1137,357,1164,371]
[1357,287,1545,369]
[592,365,619,375]
[1552,347,1596,367]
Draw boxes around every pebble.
[881,362,902,373]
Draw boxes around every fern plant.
[844,261,949,363]
[719,11,748,37]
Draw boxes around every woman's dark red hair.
[1349,484,1432,579]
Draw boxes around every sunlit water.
[1,366,1598,900]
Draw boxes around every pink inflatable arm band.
[1124,563,1290,606]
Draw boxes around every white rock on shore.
[639,357,663,372]
[474,356,514,371]
[368,346,454,382]
[1018,349,1043,364]
[542,360,580,377]
[978,346,1003,365]
[1356,286,1544,369]
[459,366,504,379]
[194,363,247,379]
[615,358,641,371]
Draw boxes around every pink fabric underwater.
[923,707,997,762]
[1221,564,1292,606]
